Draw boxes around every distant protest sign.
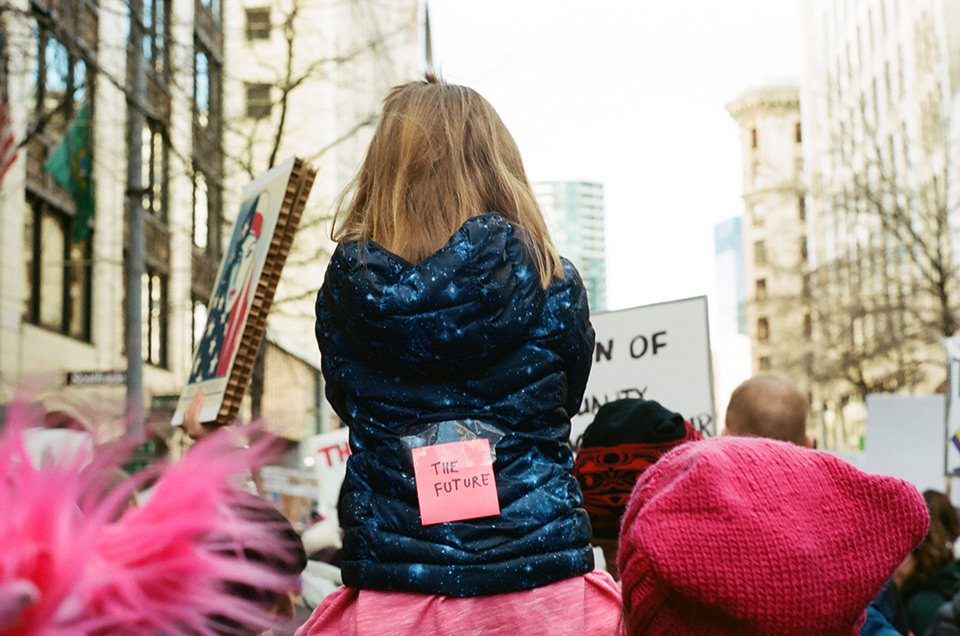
[309,427,352,512]
[943,337,960,475]
[571,296,716,445]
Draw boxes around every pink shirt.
[296,570,622,636]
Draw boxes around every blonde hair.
[331,73,563,288]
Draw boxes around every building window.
[193,42,221,132]
[192,167,222,256]
[192,168,208,249]
[194,47,210,127]
[751,127,758,149]
[795,122,802,143]
[754,240,767,266]
[193,0,225,262]
[29,27,88,140]
[141,118,168,220]
[245,82,271,119]
[800,236,808,263]
[245,7,271,40]
[143,0,170,78]
[199,0,221,23]
[756,278,767,300]
[757,317,770,343]
[758,356,771,371]
[142,268,168,367]
[798,194,806,221]
[191,297,208,352]
[24,195,93,341]
[804,314,812,339]
[752,202,766,226]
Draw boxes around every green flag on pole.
[44,102,94,242]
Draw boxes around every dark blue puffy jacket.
[315,212,596,597]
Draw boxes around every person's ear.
[804,435,815,449]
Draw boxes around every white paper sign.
[943,337,960,475]
[571,296,716,445]
[309,427,352,511]
[865,394,945,488]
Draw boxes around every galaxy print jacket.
[316,212,596,597]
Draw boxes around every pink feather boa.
[0,402,299,636]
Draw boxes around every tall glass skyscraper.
[532,181,607,312]
[713,217,747,336]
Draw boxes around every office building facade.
[533,180,607,312]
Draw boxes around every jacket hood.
[320,213,546,375]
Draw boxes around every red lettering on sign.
[317,442,352,467]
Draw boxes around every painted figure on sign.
[188,192,268,384]
[216,210,263,377]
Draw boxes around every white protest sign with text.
[571,296,715,444]
[309,427,352,512]
[944,337,960,476]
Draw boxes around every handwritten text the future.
[429,460,492,497]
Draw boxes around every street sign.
[65,370,127,386]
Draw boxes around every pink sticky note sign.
[411,438,500,526]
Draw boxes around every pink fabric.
[295,570,622,636]
[617,436,930,636]
[0,402,295,636]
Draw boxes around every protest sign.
[571,296,715,444]
[172,156,315,427]
[944,337,960,475]
[309,427,352,512]
[259,465,321,499]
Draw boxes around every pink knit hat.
[617,436,929,636]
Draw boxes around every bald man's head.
[724,375,809,446]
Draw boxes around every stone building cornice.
[726,82,801,121]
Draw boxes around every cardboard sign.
[309,427,352,516]
[172,156,316,427]
[572,296,716,443]
[411,438,499,525]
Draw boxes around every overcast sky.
[428,0,804,318]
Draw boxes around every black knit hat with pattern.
[573,398,701,539]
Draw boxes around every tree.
[801,62,959,447]
[1,0,419,430]
[223,0,421,418]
